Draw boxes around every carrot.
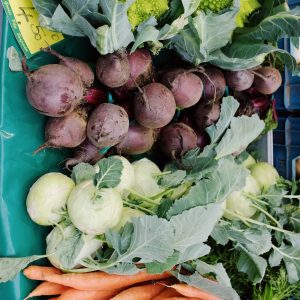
[171,284,221,300]
[111,282,166,300]
[24,282,68,299]
[152,287,182,299]
[43,270,171,291]
[23,266,62,280]
[56,289,119,300]
[164,298,201,300]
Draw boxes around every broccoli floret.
[127,0,169,28]
[198,0,233,13]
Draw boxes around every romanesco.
[198,0,233,13]
[127,0,169,28]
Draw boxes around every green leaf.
[39,5,84,37]
[0,255,46,283]
[181,0,201,17]
[96,0,135,54]
[242,228,272,255]
[206,96,240,144]
[62,0,99,17]
[156,199,174,218]
[158,15,188,40]
[167,158,249,217]
[178,243,210,263]
[6,46,22,72]
[94,157,123,189]
[71,163,95,184]
[176,271,240,300]
[170,204,222,252]
[159,170,186,188]
[195,260,232,287]
[104,263,140,275]
[146,252,180,274]
[270,245,300,283]
[235,7,300,43]
[215,114,265,159]
[236,244,267,284]
[32,0,60,17]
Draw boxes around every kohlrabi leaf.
[235,7,300,43]
[215,114,265,159]
[158,15,188,40]
[145,252,180,274]
[104,263,140,275]
[167,158,249,217]
[181,0,201,17]
[236,244,267,284]
[159,170,186,188]
[170,204,222,251]
[176,271,240,300]
[156,199,174,218]
[94,157,123,189]
[178,244,211,264]
[206,97,240,144]
[32,0,60,17]
[0,255,46,283]
[269,244,300,283]
[195,260,232,287]
[71,163,95,184]
[96,0,135,54]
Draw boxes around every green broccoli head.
[198,0,233,13]
[127,0,169,28]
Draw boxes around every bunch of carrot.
[23,266,221,300]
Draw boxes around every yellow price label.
[2,0,64,57]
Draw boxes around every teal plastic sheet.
[0,13,97,299]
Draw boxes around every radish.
[134,82,176,129]
[198,66,226,101]
[96,51,130,88]
[42,47,94,87]
[161,69,203,108]
[87,103,129,148]
[116,121,157,155]
[252,67,282,95]
[22,59,84,117]
[159,122,197,159]
[35,107,88,154]
[65,139,104,170]
[124,49,153,90]
[225,70,254,91]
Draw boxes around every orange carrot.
[152,287,182,299]
[25,282,68,299]
[23,266,62,280]
[56,289,119,300]
[164,297,201,300]
[111,282,166,300]
[44,270,171,291]
[171,284,221,300]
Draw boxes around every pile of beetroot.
[22,48,282,168]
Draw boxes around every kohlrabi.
[46,222,102,270]
[26,173,75,226]
[94,155,135,195]
[241,154,256,169]
[131,158,163,197]
[67,180,123,235]
[250,162,279,191]
[224,175,261,220]
[113,207,144,231]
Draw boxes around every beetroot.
[252,67,282,95]
[225,70,254,91]
[159,123,197,159]
[65,139,103,169]
[116,122,156,155]
[87,103,129,148]
[134,83,176,129]
[196,130,210,149]
[194,102,221,130]
[35,107,88,153]
[161,69,203,108]
[84,87,107,106]
[23,59,84,117]
[96,51,130,88]
[43,47,94,87]
[198,67,226,101]
[118,101,135,120]
[124,49,153,90]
